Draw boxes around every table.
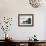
[5,39,46,46]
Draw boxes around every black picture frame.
[18,14,34,27]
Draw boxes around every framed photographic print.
[18,14,34,26]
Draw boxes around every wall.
[0,0,46,40]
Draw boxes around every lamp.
[29,0,45,8]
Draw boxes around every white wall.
[0,0,46,40]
